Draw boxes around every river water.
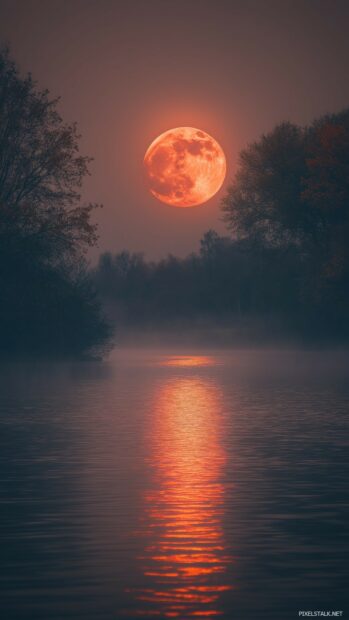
[1,348,348,619]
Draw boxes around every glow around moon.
[143,127,226,207]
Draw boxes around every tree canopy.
[0,47,110,357]
[222,110,349,261]
[221,110,349,337]
[0,47,100,260]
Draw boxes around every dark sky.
[0,0,348,259]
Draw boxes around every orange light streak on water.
[161,356,215,368]
[129,358,233,619]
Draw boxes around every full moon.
[144,127,226,207]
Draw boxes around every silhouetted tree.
[0,47,99,259]
[222,109,349,338]
[221,122,309,247]
[0,47,110,357]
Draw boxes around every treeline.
[94,233,297,319]
[0,47,110,358]
[95,108,349,343]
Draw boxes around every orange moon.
[143,127,226,207]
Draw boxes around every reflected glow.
[129,372,232,618]
[161,356,216,368]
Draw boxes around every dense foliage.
[222,109,349,338]
[0,48,110,357]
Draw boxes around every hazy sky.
[0,0,348,259]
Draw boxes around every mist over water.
[1,348,348,619]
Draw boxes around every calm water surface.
[1,348,348,619]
